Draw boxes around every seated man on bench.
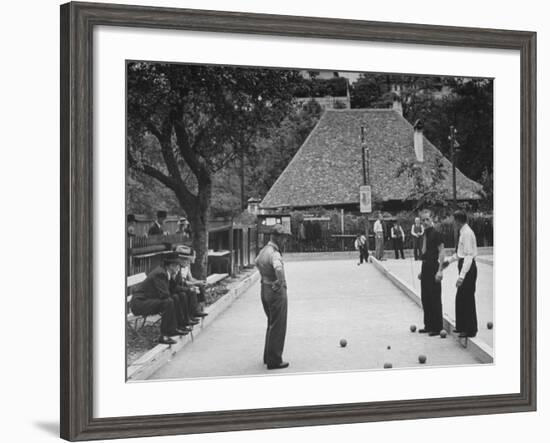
[130,252,192,345]
[172,251,208,319]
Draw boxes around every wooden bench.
[126,272,161,332]
[206,273,229,286]
[126,271,229,332]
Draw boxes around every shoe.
[452,329,461,333]
[428,331,440,336]
[267,361,290,370]
[177,326,193,333]
[194,312,208,318]
[459,332,477,338]
[188,319,200,325]
[159,335,177,345]
[418,328,429,333]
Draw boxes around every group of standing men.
[417,209,478,338]
[127,210,192,239]
[369,214,425,261]
[355,209,479,339]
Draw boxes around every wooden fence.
[128,226,257,277]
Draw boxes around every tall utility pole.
[240,150,246,211]
[361,126,367,185]
[449,125,458,209]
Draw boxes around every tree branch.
[145,121,162,141]
[128,150,176,191]
[172,109,209,182]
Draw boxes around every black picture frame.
[60,2,537,441]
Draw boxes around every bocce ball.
[487,321,494,330]
[340,339,347,348]
[383,362,393,369]
[387,345,391,350]
[410,324,417,333]
[418,354,427,364]
[440,329,447,338]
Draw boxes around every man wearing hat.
[127,214,137,238]
[176,217,191,239]
[255,223,290,370]
[148,210,167,236]
[170,250,208,323]
[130,252,191,345]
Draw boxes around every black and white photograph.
[125,62,495,380]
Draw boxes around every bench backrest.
[127,272,147,289]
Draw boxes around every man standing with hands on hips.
[442,210,478,338]
[255,224,290,370]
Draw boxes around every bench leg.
[138,316,148,331]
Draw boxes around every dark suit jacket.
[132,266,171,300]
[148,222,164,236]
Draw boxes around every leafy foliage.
[247,99,323,197]
[350,74,493,185]
[396,156,450,212]
[127,62,303,276]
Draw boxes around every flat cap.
[268,223,288,235]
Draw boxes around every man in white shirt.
[410,217,424,261]
[373,212,385,260]
[443,210,478,338]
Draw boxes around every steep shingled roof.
[261,109,482,209]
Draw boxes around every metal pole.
[361,126,367,185]
[340,208,345,251]
[450,125,457,209]
[366,147,370,186]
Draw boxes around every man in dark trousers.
[443,210,478,338]
[391,221,405,259]
[417,209,445,336]
[354,233,369,265]
[255,224,290,370]
[410,217,424,260]
[148,210,167,236]
[171,253,208,321]
[130,252,190,345]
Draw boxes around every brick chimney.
[413,119,424,162]
[391,84,403,115]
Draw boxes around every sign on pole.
[359,185,372,213]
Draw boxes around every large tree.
[127,62,302,277]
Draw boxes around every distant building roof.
[261,109,482,209]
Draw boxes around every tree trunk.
[173,176,211,280]
[190,211,208,280]
[188,178,212,280]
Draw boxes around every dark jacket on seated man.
[131,265,184,336]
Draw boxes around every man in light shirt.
[373,212,385,260]
[255,224,290,370]
[443,210,478,338]
[410,217,424,261]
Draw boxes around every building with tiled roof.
[260,108,482,211]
